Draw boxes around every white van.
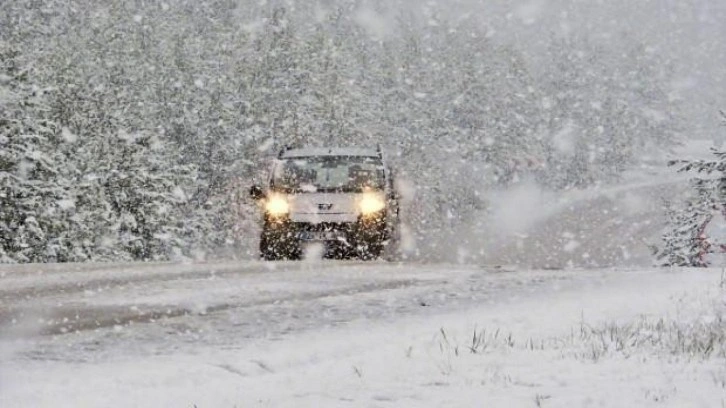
[250,146,400,260]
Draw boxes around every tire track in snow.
[1,277,440,337]
[0,260,371,303]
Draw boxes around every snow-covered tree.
[658,140,726,267]
[657,192,712,267]
[539,37,681,189]
[0,46,79,262]
[0,0,687,263]
[49,81,198,261]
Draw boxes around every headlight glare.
[359,194,386,215]
[265,195,290,216]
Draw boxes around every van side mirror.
[249,185,265,201]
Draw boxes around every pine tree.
[102,131,194,260]
[50,81,197,262]
[657,190,712,267]
[659,135,726,266]
[0,46,75,263]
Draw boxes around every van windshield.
[271,156,385,193]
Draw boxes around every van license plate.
[299,231,339,241]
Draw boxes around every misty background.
[1,0,723,265]
[464,0,726,141]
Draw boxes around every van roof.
[280,147,381,159]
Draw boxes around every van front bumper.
[263,211,389,246]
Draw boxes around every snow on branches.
[1,1,684,263]
[659,128,726,267]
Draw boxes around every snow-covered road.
[1,261,581,357]
[1,261,724,407]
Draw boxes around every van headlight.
[265,194,290,216]
[359,193,386,215]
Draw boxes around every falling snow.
[1,0,726,406]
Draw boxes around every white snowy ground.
[1,261,725,407]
